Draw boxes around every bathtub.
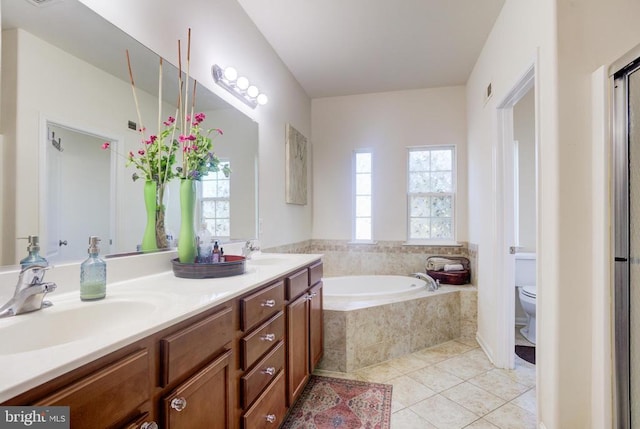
[320,275,477,372]
[323,275,426,298]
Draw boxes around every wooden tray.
[172,255,246,279]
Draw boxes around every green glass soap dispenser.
[20,235,48,269]
[80,236,106,301]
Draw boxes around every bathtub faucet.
[412,272,440,292]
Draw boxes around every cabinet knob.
[261,333,276,342]
[170,397,187,412]
[261,299,276,307]
[140,422,158,429]
[262,366,276,376]
[265,414,277,424]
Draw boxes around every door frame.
[495,62,538,369]
[39,114,119,259]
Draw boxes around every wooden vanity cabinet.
[33,348,151,429]
[162,349,232,429]
[236,279,287,428]
[2,258,323,429]
[286,261,324,406]
[158,306,233,428]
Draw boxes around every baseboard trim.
[475,331,495,365]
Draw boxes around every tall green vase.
[178,178,197,263]
[141,180,158,252]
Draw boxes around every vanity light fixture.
[212,64,268,108]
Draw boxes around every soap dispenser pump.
[80,236,106,301]
[19,235,48,269]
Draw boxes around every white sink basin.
[0,298,160,355]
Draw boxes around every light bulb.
[236,77,249,90]
[223,66,237,82]
[257,93,268,105]
[247,85,259,98]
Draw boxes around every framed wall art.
[285,123,308,205]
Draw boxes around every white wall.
[469,0,640,427]
[311,86,467,242]
[78,0,313,249]
[465,0,559,425]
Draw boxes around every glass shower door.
[615,58,640,429]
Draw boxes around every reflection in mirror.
[0,0,258,265]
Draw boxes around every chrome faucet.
[0,265,57,318]
[412,272,440,291]
[242,240,260,260]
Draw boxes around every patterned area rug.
[281,375,393,429]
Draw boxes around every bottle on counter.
[212,241,220,263]
[19,235,48,269]
[197,224,213,263]
[80,236,106,301]
[220,247,225,263]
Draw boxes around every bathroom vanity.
[0,253,323,429]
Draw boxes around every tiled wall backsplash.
[265,239,475,281]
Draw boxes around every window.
[407,147,455,242]
[200,161,231,239]
[353,150,372,241]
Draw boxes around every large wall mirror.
[0,0,259,265]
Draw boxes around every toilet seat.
[520,285,536,299]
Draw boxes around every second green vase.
[178,179,197,263]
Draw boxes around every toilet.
[516,253,536,344]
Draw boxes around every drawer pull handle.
[262,366,276,376]
[262,299,276,307]
[261,333,276,341]
[140,422,158,429]
[309,292,318,298]
[266,414,277,424]
[170,397,187,412]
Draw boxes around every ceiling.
[237,0,505,98]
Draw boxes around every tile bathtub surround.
[264,239,471,278]
[320,288,478,372]
[315,339,537,429]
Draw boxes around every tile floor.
[314,333,536,429]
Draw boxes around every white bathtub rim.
[323,275,427,298]
[323,282,476,311]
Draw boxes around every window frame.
[351,148,374,243]
[406,145,457,244]
[198,159,231,239]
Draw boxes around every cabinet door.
[34,349,149,429]
[163,350,232,429]
[309,282,324,370]
[286,293,309,406]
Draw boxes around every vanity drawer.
[241,311,285,370]
[160,306,233,386]
[241,340,285,408]
[286,268,309,300]
[241,281,284,331]
[309,261,323,286]
[34,349,149,428]
[242,371,287,429]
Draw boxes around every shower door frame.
[613,57,640,429]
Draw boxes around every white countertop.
[0,252,322,403]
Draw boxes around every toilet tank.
[515,252,536,287]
